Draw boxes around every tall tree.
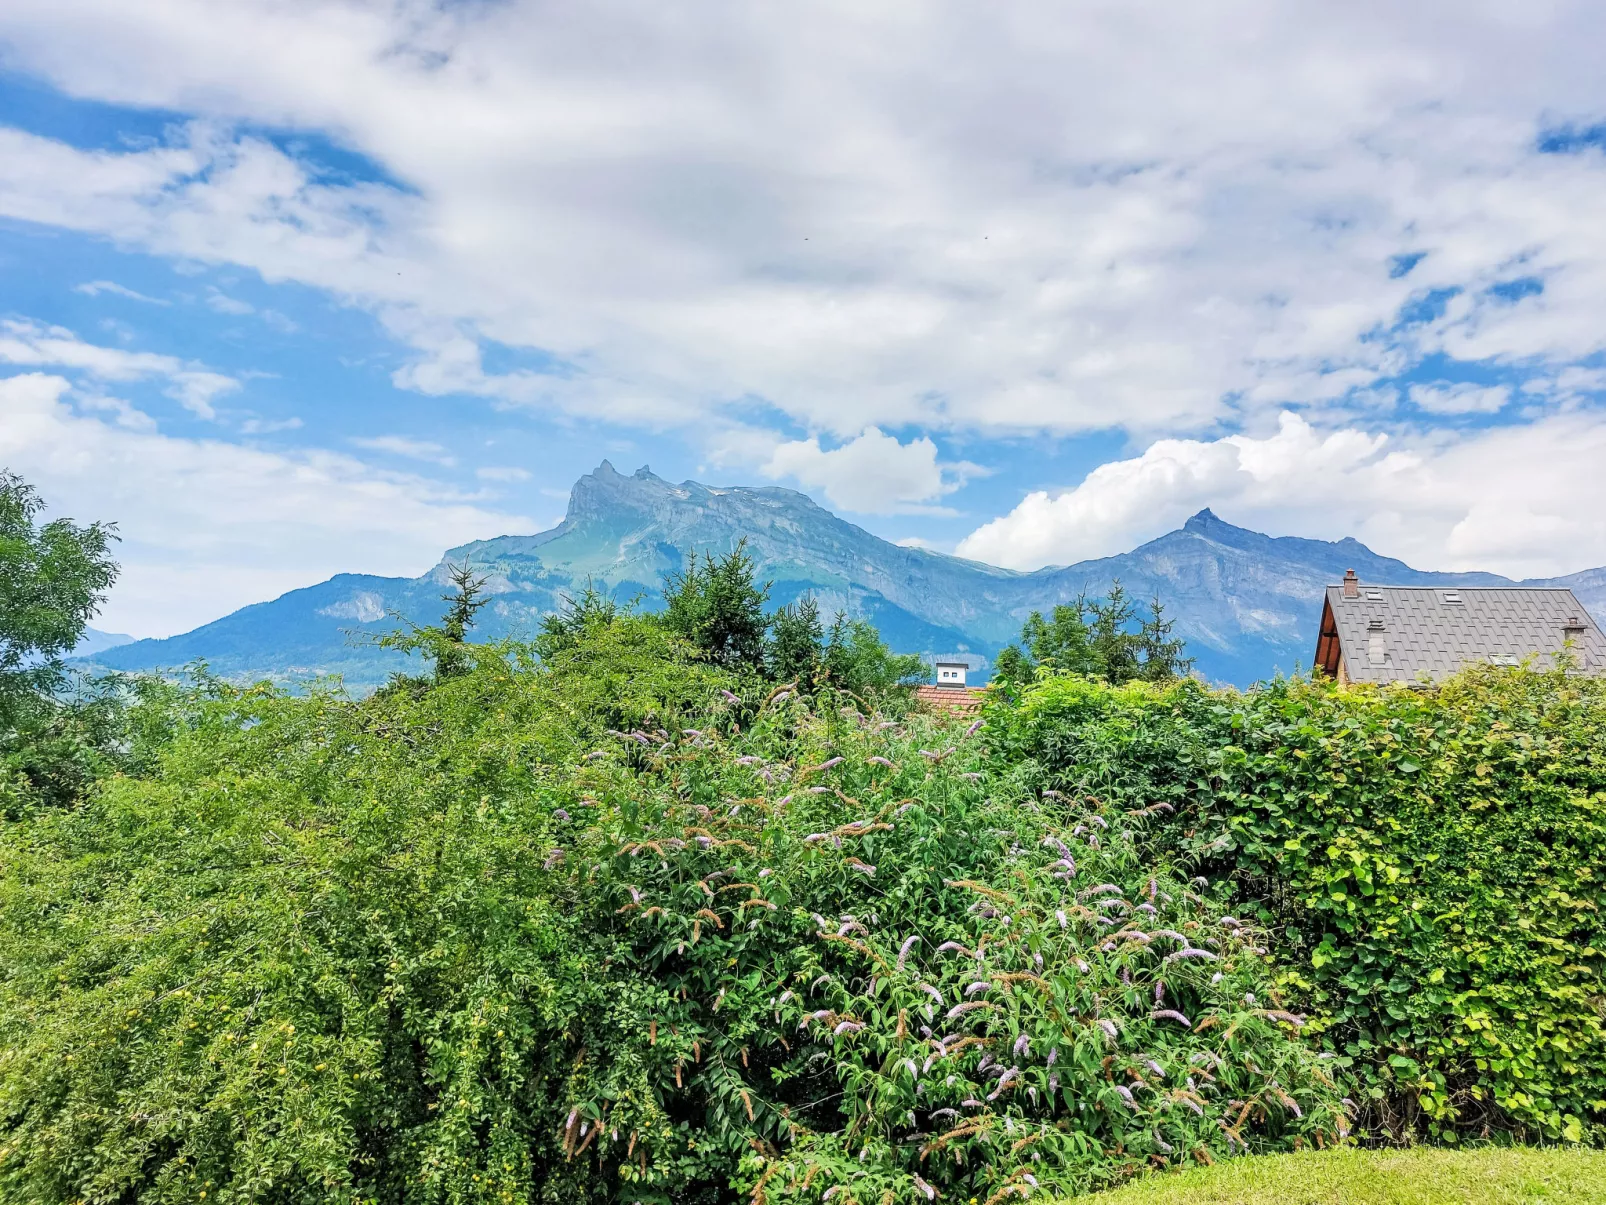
[1023,600,1095,673]
[660,540,771,670]
[767,595,823,685]
[1137,592,1194,682]
[373,561,490,685]
[433,563,491,680]
[1085,580,1141,684]
[821,613,925,698]
[992,580,1191,688]
[0,471,118,724]
[535,580,620,662]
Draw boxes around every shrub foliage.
[991,667,1606,1145]
[0,620,1343,1204]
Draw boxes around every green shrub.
[0,621,1341,1204]
[992,666,1606,1145]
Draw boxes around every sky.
[3,1,1606,638]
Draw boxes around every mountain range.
[80,461,1606,690]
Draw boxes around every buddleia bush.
[0,620,1342,1205]
[990,666,1606,1146]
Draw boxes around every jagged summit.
[81,466,1606,691]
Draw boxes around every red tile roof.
[913,684,985,714]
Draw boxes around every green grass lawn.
[1080,1146,1606,1204]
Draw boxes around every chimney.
[1342,569,1359,598]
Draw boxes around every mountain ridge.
[81,462,1606,689]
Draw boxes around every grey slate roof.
[1325,584,1606,684]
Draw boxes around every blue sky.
[3,2,1606,636]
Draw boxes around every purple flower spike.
[1261,1010,1307,1028]
[1113,1084,1137,1109]
[1013,1032,1030,1058]
[720,689,740,704]
[1098,1019,1118,1039]
[897,934,922,970]
[1165,948,1220,963]
[1151,1009,1192,1026]
[965,981,990,997]
[964,718,984,737]
[1047,1046,1058,1066]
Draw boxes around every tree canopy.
[660,541,772,671]
[992,582,1193,687]
[0,470,119,720]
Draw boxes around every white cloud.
[239,415,303,434]
[74,279,169,305]
[0,317,238,419]
[957,409,1606,579]
[352,435,457,466]
[1408,382,1510,414]
[1,2,1606,446]
[0,372,532,636]
[476,465,531,482]
[3,1,1606,580]
[761,426,981,514]
[166,371,239,419]
[205,287,254,315]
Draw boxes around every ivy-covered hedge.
[0,622,1343,1205]
[990,666,1606,1144]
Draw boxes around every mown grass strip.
[1079,1146,1606,1204]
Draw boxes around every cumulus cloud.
[956,410,1606,579]
[0,372,532,636]
[4,0,1606,590]
[1,1,1606,444]
[761,427,982,514]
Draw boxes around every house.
[914,658,984,714]
[1313,569,1606,685]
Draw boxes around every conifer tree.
[766,595,824,685]
[660,539,771,670]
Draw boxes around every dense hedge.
[990,666,1606,1145]
[0,622,1343,1205]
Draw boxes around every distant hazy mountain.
[71,627,134,658]
[81,461,1606,690]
